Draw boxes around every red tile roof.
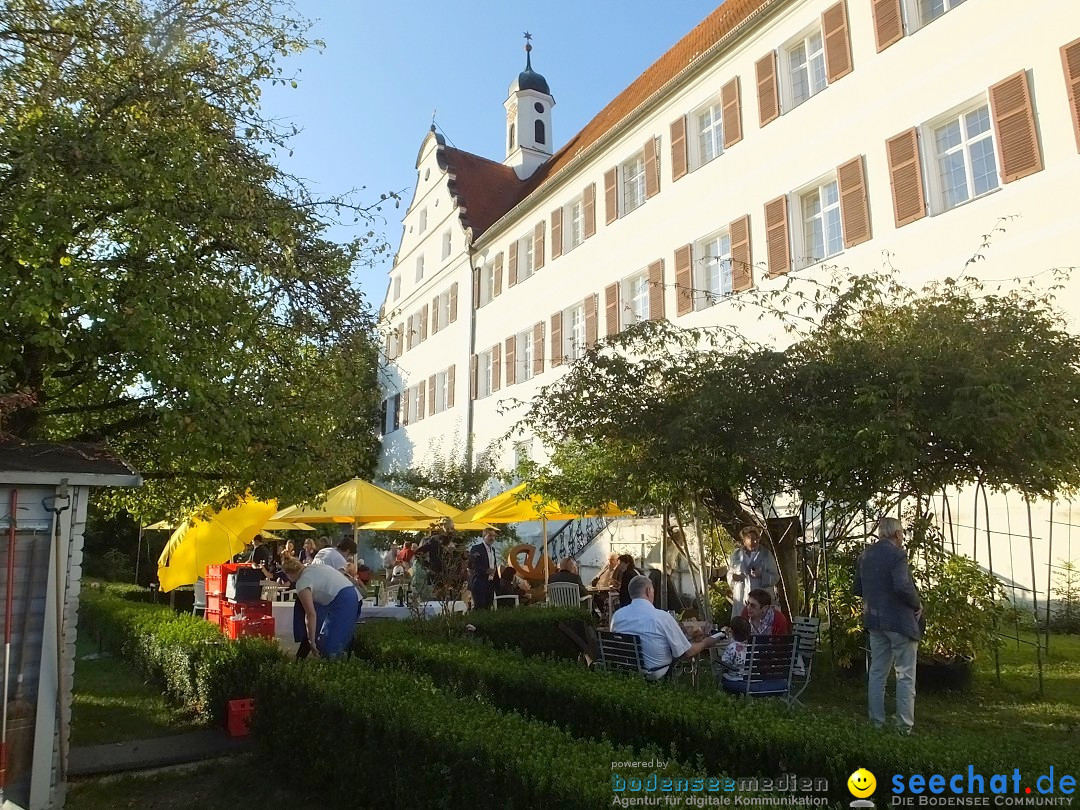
[443,0,773,242]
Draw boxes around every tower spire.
[524,31,533,71]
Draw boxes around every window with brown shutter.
[585,294,598,348]
[605,283,620,336]
[533,222,545,269]
[402,386,411,426]
[721,78,743,148]
[989,70,1043,184]
[730,214,753,292]
[1063,38,1080,153]
[647,260,665,321]
[872,0,904,52]
[431,296,439,334]
[533,322,545,375]
[493,253,503,297]
[505,336,516,386]
[885,127,926,227]
[420,304,429,341]
[449,282,458,322]
[550,208,563,259]
[670,116,688,181]
[470,354,478,401]
[396,324,404,357]
[756,51,780,127]
[447,365,455,408]
[384,332,391,361]
[508,241,518,287]
[583,183,596,239]
[675,244,693,316]
[764,195,791,277]
[604,167,618,224]
[644,137,660,199]
[428,375,436,416]
[822,1,853,84]
[472,267,481,308]
[417,384,425,421]
[550,311,563,367]
[837,155,872,248]
[491,343,501,392]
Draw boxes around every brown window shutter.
[583,183,596,239]
[675,244,693,316]
[837,155,872,248]
[508,241,518,287]
[534,221,546,269]
[420,304,429,341]
[404,315,413,352]
[396,324,404,357]
[428,375,436,416]
[764,195,791,277]
[402,387,411,426]
[1063,38,1080,153]
[470,354,478,400]
[584,294,598,348]
[756,51,780,127]
[670,116,688,181]
[605,283,620,336]
[449,282,458,322]
[493,252,503,297]
[472,267,481,308]
[989,70,1044,184]
[505,336,516,386]
[550,311,564,367]
[644,137,660,199]
[491,342,501,392]
[872,0,904,52]
[721,77,743,148]
[447,365,456,408]
[431,296,439,334]
[822,1,853,84]
[604,167,618,224]
[550,207,563,259]
[384,332,391,360]
[533,322,545,375]
[885,127,926,227]
[647,259,665,321]
[416,384,425,421]
[730,214,753,293]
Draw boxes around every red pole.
[1,488,18,794]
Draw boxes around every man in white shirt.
[313,538,356,572]
[610,575,717,679]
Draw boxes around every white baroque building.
[378,0,1080,596]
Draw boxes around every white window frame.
[479,350,494,398]
[389,393,401,432]
[518,330,534,382]
[782,25,828,112]
[418,208,428,234]
[925,99,999,215]
[415,254,425,283]
[564,196,584,252]
[434,290,451,332]
[434,369,449,413]
[621,151,646,215]
[794,174,843,269]
[392,276,401,301]
[695,230,733,309]
[518,234,535,281]
[620,271,650,327]
[566,302,586,362]
[407,385,422,423]
[693,98,724,170]
[441,229,452,260]
[907,0,966,31]
[479,261,496,306]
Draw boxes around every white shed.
[0,442,140,810]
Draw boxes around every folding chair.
[592,630,680,681]
[720,634,797,701]
[789,616,820,707]
[192,580,206,617]
[547,581,592,610]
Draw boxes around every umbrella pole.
[543,518,550,598]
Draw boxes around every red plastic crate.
[225,599,271,618]
[205,608,221,628]
[225,615,275,640]
[226,699,254,737]
[206,594,221,614]
[205,564,224,597]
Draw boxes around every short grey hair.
[877,517,904,541]
[627,574,652,600]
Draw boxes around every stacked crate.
[204,562,274,639]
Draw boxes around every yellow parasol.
[360,496,493,532]
[156,496,277,592]
[145,518,315,531]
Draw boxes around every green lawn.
[71,633,200,746]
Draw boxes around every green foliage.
[0,0,393,519]
[83,548,136,583]
[79,584,284,722]
[1051,560,1080,634]
[254,658,703,810]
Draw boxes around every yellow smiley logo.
[848,768,877,798]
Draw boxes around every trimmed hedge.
[79,585,284,723]
[354,627,1063,801]
[254,659,712,810]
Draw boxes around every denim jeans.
[868,630,918,732]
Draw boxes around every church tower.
[504,34,554,181]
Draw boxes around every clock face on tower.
[506,103,517,122]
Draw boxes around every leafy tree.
[1,0,396,519]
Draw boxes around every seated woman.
[282,556,358,659]
[740,587,792,636]
[494,565,529,603]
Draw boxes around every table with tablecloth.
[271,599,466,636]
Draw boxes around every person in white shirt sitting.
[610,575,718,680]
[313,538,355,572]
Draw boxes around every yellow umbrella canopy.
[272,478,444,525]
[360,496,493,531]
[156,496,277,592]
[145,518,315,531]
[454,483,634,525]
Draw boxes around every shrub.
[253,659,711,810]
[79,587,284,722]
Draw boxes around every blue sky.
[259,1,718,301]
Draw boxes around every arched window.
[534,119,546,145]
[508,124,515,151]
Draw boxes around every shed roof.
[0,441,142,487]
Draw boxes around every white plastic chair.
[493,594,519,609]
[547,581,590,609]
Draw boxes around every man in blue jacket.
[854,517,923,734]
